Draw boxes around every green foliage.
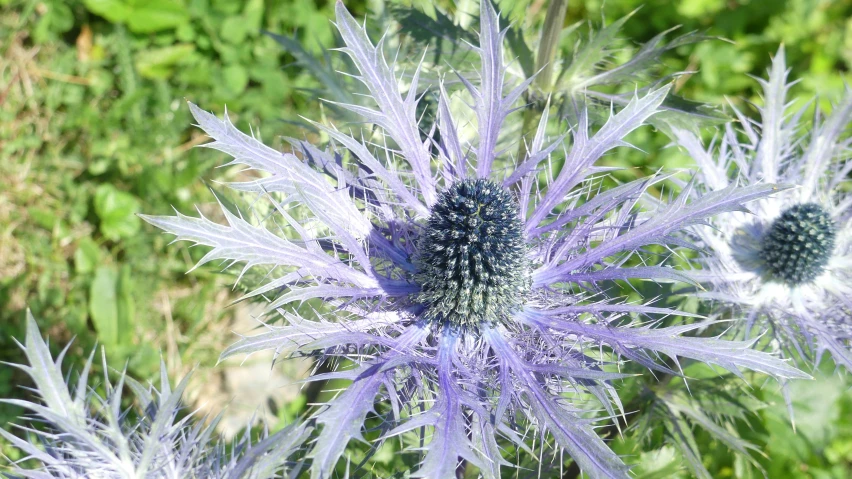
[0,0,364,456]
[568,0,852,107]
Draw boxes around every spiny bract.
[1,313,310,479]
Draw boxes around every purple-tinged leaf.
[310,369,383,479]
[333,1,436,205]
[306,118,430,217]
[534,182,788,286]
[534,176,663,239]
[800,92,852,199]
[670,127,730,191]
[484,326,631,479]
[437,81,467,179]
[527,85,670,231]
[557,266,699,287]
[220,314,404,360]
[519,309,810,380]
[140,206,378,289]
[753,46,791,184]
[386,329,484,478]
[474,0,506,178]
[309,325,428,478]
[4,313,311,477]
[187,102,372,240]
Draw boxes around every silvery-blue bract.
[672,46,852,373]
[143,3,806,477]
[1,313,310,478]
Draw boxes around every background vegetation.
[1,0,851,476]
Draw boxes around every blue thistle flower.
[671,46,852,372]
[759,202,837,285]
[1,312,310,478]
[143,3,807,478]
[414,178,528,328]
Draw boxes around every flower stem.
[517,0,568,160]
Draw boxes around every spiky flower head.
[143,3,805,478]
[672,46,852,372]
[414,178,528,329]
[759,202,837,285]
[2,312,310,478]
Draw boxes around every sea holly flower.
[1,312,310,478]
[143,3,806,478]
[671,46,852,371]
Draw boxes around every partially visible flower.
[1,312,310,478]
[143,3,806,478]
[672,46,852,371]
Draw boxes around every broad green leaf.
[175,22,196,42]
[223,64,249,94]
[93,185,141,240]
[222,17,249,44]
[126,0,189,33]
[33,1,74,43]
[89,267,118,345]
[244,0,264,32]
[82,0,133,24]
[73,237,102,275]
[116,264,135,347]
[83,0,188,33]
[634,446,686,479]
[88,158,111,175]
[135,44,196,79]
[771,373,844,449]
[28,207,59,230]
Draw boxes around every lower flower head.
[414,179,528,329]
[759,202,836,285]
[674,45,852,373]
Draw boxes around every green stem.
[536,0,569,92]
[517,0,568,161]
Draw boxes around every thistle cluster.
[4,2,848,479]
